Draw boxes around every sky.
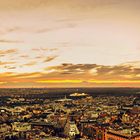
[0,0,140,88]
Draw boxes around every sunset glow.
[0,0,140,87]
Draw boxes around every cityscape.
[0,88,140,140]
[0,0,140,140]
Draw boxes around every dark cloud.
[4,66,16,69]
[47,63,97,74]
[0,54,5,57]
[2,62,140,82]
[46,62,140,80]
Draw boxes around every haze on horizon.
[0,0,140,88]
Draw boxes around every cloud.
[0,82,7,84]
[32,47,58,52]
[32,48,48,51]
[20,55,29,58]
[35,56,43,59]
[0,49,18,59]
[35,28,55,34]
[0,27,21,34]
[0,39,23,43]
[0,27,20,35]
[43,55,58,63]
[35,24,76,34]
[0,61,16,65]
[0,72,42,83]
[46,63,97,74]
[0,0,136,11]
[4,66,16,69]
[49,48,58,51]
[14,72,42,79]
[46,62,140,81]
[6,27,21,33]
[0,62,140,87]
[23,61,37,66]
[0,49,17,55]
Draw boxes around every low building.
[12,122,31,132]
[105,130,140,140]
[0,123,11,133]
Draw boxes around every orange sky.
[0,0,140,88]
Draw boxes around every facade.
[64,121,80,138]
[80,121,105,140]
[0,123,11,133]
[12,122,31,132]
[105,130,140,140]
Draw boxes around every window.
[108,138,115,140]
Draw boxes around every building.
[56,95,73,103]
[64,120,80,138]
[105,130,140,140]
[12,122,31,132]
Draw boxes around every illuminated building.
[64,120,80,138]
[55,95,72,103]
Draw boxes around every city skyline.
[0,0,140,87]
